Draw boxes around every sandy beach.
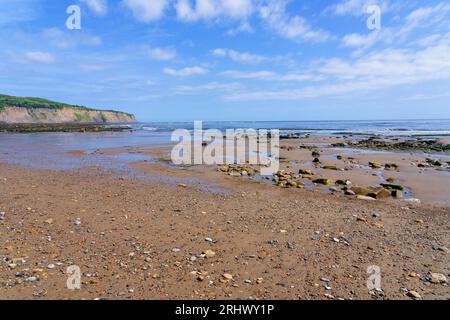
[0,132,449,300]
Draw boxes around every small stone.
[369,162,382,169]
[205,237,213,242]
[172,248,181,253]
[256,278,263,284]
[25,276,38,282]
[313,178,333,185]
[190,256,198,262]
[244,279,252,284]
[428,273,447,284]
[202,249,216,258]
[415,219,425,224]
[178,183,187,188]
[407,272,419,278]
[44,218,53,225]
[404,198,421,205]
[437,246,449,253]
[47,264,55,269]
[371,222,384,229]
[222,273,233,281]
[357,195,376,201]
[329,186,339,192]
[372,212,381,218]
[407,290,422,299]
[320,277,330,282]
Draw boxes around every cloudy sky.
[1,0,450,121]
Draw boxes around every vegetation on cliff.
[0,94,133,117]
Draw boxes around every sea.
[134,119,450,137]
[1,119,449,171]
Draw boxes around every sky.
[0,0,450,121]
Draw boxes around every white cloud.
[400,3,450,36]
[175,0,254,21]
[212,48,266,64]
[221,70,322,81]
[0,0,39,25]
[341,3,450,51]
[163,66,208,76]
[326,0,391,16]
[175,82,243,93]
[43,28,102,49]
[148,47,177,61]
[122,0,168,22]
[80,0,108,15]
[226,21,254,36]
[226,41,450,100]
[24,51,56,64]
[259,0,331,43]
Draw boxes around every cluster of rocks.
[369,161,399,170]
[218,165,259,177]
[350,185,404,200]
[271,170,307,188]
[342,138,450,153]
[417,158,450,169]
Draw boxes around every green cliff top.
[0,94,133,117]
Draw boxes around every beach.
[0,122,449,300]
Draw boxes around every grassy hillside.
[0,94,133,116]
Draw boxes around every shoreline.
[0,129,449,300]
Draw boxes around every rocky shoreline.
[0,131,449,300]
[0,123,133,133]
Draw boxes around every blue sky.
[1,0,450,121]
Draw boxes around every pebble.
[428,273,447,284]
[320,277,330,282]
[205,237,213,242]
[404,198,421,205]
[222,273,233,281]
[202,249,216,258]
[407,290,422,299]
[190,256,198,262]
[47,263,55,269]
[436,246,449,253]
[371,222,384,229]
[172,248,181,253]
[25,276,38,282]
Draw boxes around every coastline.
[0,125,449,300]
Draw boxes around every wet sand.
[0,134,449,300]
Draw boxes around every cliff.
[0,94,136,124]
